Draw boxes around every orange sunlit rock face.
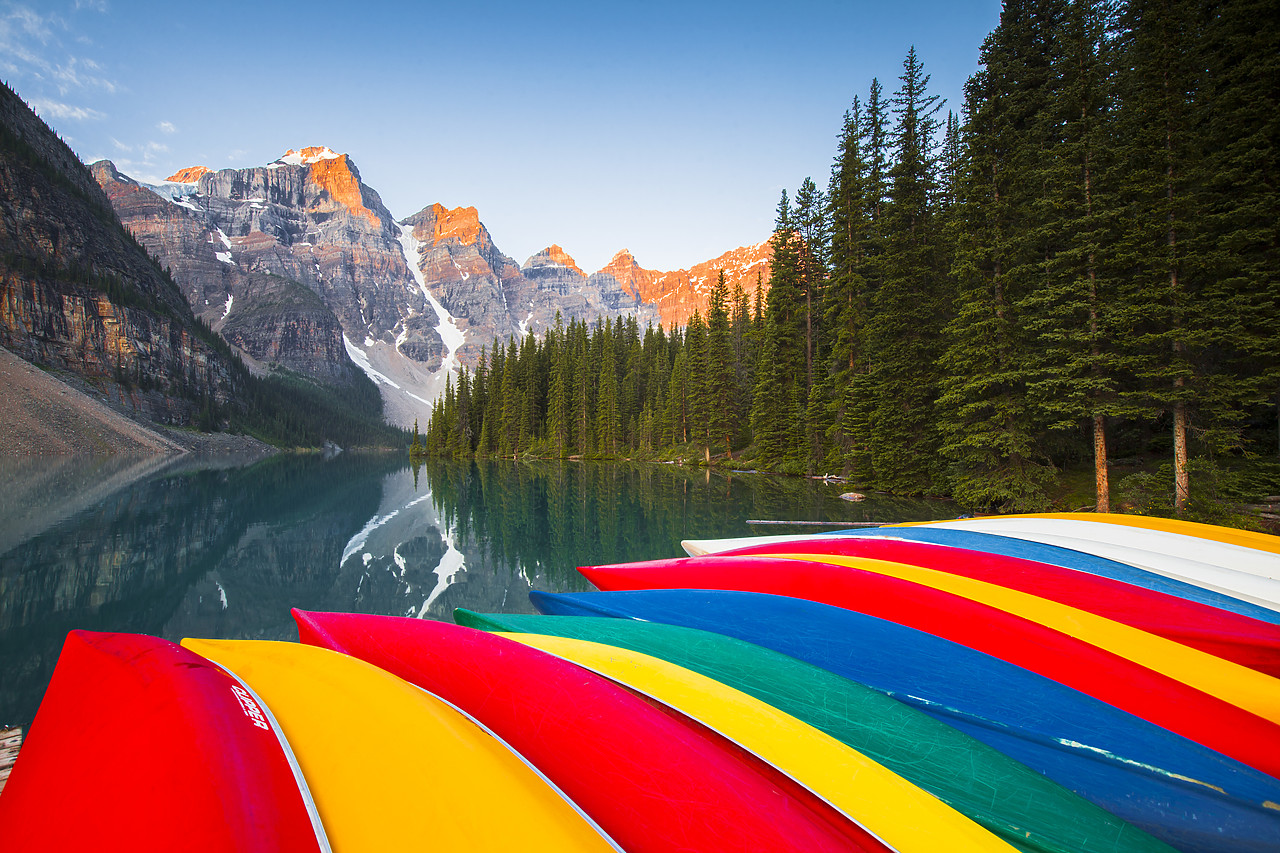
[597,249,660,301]
[306,154,380,227]
[542,244,585,277]
[594,241,772,327]
[165,166,212,183]
[429,203,483,246]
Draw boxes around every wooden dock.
[0,727,23,797]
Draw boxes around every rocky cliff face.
[92,160,355,383]
[616,242,773,327]
[512,244,662,335]
[93,149,459,425]
[0,81,240,425]
[400,203,520,360]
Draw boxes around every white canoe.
[916,518,1280,612]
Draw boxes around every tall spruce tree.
[752,191,807,467]
[684,311,710,448]
[1199,0,1280,460]
[794,177,829,386]
[596,326,621,455]
[1021,0,1129,511]
[825,96,875,470]
[939,0,1061,510]
[547,317,571,455]
[865,47,949,494]
[1113,0,1247,514]
[498,336,520,455]
[705,271,737,455]
[572,321,593,455]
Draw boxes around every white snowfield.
[398,222,465,377]
[275,147,342,166]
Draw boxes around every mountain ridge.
[166,151,774,329]
[97,145,773,426]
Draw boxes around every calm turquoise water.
[0,453,954,729]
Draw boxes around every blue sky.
[2,0,1002,272]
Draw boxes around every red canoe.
[579,557,1280,779]
[293,609,888,853]
[715,536,1280,677]
[0,631,327,852]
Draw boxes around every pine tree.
[794,177,829,386]
[1019,0,1131,511]
[1202,0,1280,460]
[573,321,593,455]
[1112,0,1247,514]
[547,317,571,455]
[752,191,807,467]
[596,327,621,455]
[684,311,709,447]
[865,77,891,228]
[667,348,690,445]
[824,95,876,470]
[866,47,949,494]
[471,346,490,454]
[939,1,1061,510]
[482,344,505,456]
[705,271,736,455]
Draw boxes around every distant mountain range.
[91,146,771,426]
[1,79,770,434]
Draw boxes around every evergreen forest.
[421,0,1278,518]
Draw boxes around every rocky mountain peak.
[597,249,657,301]
[524,244,584,277]
[425,203,484,246]
[294,150,381,229]
[165,165,212,184]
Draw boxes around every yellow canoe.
[182,639,618,852]
[771,553,1280,724]
[501,632,1020,853]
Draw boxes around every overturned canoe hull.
[531,587,1280,853]
[456,609,1178,853]
[0,631,328,853]
[291,610,887,853]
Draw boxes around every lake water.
[0,453,955,729]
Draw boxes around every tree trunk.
[1173,397,1189,514]
[1093,414,1110,513]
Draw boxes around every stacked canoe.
[2,513,1278,852]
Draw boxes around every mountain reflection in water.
[0,454,953,728]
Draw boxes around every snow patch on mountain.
[344,334,402,389]
[275,146,341,166]
[398,222,465,376]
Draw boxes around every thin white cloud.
[157,120,177,134]
[0,3,118,94]
[51,55,116,94]
[74,0,109,11]
[1,5,61,43]
[30,97,104,121]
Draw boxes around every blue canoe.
[837,527,1280,626]
[530,588,1280,853]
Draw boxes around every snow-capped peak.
[276,146,342,166]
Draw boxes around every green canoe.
[454,609,1178,853]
